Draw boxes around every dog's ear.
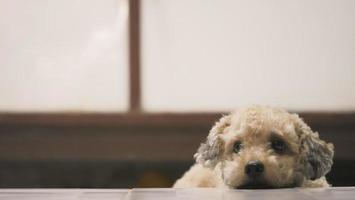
[194,114,232,168]
[293,114,334,180]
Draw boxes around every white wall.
[0,0,129,112]
[1,0,354,113]
[141,0,355,112]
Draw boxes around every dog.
[173,105,334,189]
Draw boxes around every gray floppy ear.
[301,133,334,180]
[194,114,231,168]
[293,114,334,180]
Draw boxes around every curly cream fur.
[174,105,334,189]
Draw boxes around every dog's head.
[194,105,334,189]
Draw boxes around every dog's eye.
[233,141,242,153]
[271,138,286,154]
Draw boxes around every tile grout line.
[124,189,132,200]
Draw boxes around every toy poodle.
[174,105,334,189]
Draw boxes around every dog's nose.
[245,161,264,178]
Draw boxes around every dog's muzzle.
[245,160,264,179]
[236,160,272,189]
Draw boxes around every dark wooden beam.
[0,112,354,161]
[0,113,219,127]
[0,112,354,128]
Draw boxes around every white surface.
[0,188,354,200]
[0,189,129,200]
[0,0,129,112]
[141,0,355,112]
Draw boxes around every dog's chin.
[235,180,296,189]
[236,182,274,189]
[234,179,275,189]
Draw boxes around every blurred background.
[0,0,354,188]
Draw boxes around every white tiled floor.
[0,187,354,200]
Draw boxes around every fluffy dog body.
[174,105,334,189]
